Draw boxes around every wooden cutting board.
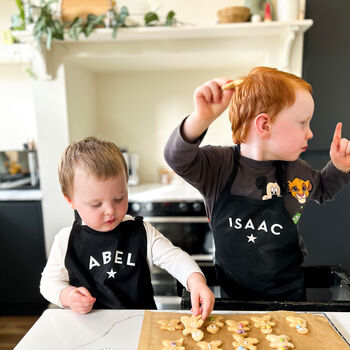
[137,310,350,349]
[61,0,109,22]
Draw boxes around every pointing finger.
[332,122,342,147]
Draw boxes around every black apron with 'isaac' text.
[65,214,156,309]
[211,146,304,301]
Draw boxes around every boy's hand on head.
[61,286,96,314]
[187,272,215,321]
[330,122,350,173]
[193,78,235,123]
[183,78,235,142]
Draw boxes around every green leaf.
[46,26,52,50]
[52,20,64,40]
[112,26,118,39]
[144,12,159,26]
[11,13,25,30]
[26,67,37,79]
[165,10,176,26]
[119,6,129,23]
[15,0,25,25]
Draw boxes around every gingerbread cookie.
[251,315,276,334]
[158,319,184,331]
[225,320,250,336]
[266,334,294,349]
[181,314,204,342]
[286,316,309,334]
[232,334,259,350]
[162,338,185,350]
[206,316,224,334]
[196,340,223,350]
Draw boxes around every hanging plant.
[11,0,26,30]
[32,0,64,50]
[11,0,177,51]
[67,14,106,40]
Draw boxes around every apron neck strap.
[74,210,82,223]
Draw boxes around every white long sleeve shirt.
[40,215,203,308]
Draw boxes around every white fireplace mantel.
[14,20,313,80]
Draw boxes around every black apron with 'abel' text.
[65,214,156,309]
[211,146,304,301]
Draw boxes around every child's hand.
[60,286,96,314]
[187,272,215,321]
[193,78,234,122]
[183,78,235,141]
[330,122,350,173]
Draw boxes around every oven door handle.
[143,216,209,223]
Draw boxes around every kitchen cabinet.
[302,0,350,150]
[0,200,48,314]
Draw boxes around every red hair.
[229,66,312,144]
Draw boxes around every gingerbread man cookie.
[196,340,223,350]
[158,319,184,331]
[162,338,185,350]
[251,315,276,334]
[206,316,224,334]
[226,320,250,336]
[232,334,259,350]
[266,334,294,349]
[286,316,309,334]
[181,314,204,341]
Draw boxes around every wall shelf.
[14,20,313,79]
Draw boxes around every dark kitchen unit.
[128,183,214,309]
[0,199,48,315]
[300,0,350,274]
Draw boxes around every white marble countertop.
[0,189,42,201]
[15,309,350,350]
[128,182,203,202]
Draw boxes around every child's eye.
[114,197,123,203]
[91,203,101,208]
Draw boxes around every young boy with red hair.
[165,66,350,301]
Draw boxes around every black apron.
[211,146,304,301]
[65,213,157,309]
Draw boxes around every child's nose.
[104,205,114,216]
[306,126,313,140]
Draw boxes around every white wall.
[0,65,37,150]
[95,69,235,183]
[0,1,37,150]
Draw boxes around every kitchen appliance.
[128,182,214,309]
[122,150,140,186]
[0,150,39,189]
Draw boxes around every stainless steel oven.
[128,184,214,309]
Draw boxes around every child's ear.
[255,113,271,138]
[64,195,74,209]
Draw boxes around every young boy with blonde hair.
[165,66,350,301]
[40,137,214,317]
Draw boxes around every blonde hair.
[229,66,312,144]
[58,136,128,198]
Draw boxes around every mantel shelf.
[13,19,313,79]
